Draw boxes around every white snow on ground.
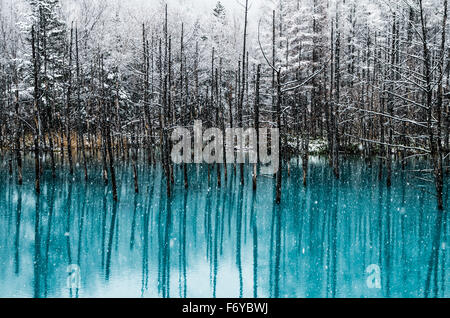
[287,138,329,154]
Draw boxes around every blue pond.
[0,156,448,298]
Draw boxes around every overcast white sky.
[119,0,259,14]
[170,0,259,13]
[122,0,261,26]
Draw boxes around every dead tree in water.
[180,23,188,189]
[14,68,22,185]
[221,60,228,183]
[142,24,153,167]
[275,71,282,204]
[259,13,283,204]
[66,26,74,175]
[253,64,261,191]
[434,0,447,210]
[386,14,397,188]
[161,8,171,197]
[76,28,88,181]
[419,0,445,210]
[332,11,340,179]
[238,0,249,186]
[100,55,118,202]
[215,68,221,188]
[301,94,309,187]
[131,122,139,193]
[40,11,56,179]
[31,26,41,194]
[100,54,109,186]
[378,36,386,182]
[258,12,326,203]
[106,114,118,202]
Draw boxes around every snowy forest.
[0,0,449,299]
[0,0,448,210]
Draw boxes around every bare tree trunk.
[131,131,139,194]
[333,13,341,179]
[215,68,221,188]
[66,27,74,175]
[180,24,188,189]
[75,28,88,181]
[272,10,276,126]
[276,71,282,204]
[238,0,249,186]
[419,0,447,210]
[106,116,118,202]
[253,64,261,191]
[32,26,41,194]
[14,74,22,185]
[386,15,396,188]
[100,55,108,186]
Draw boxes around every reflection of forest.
[0,158,447,298]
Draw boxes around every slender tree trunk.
[419,0,446,210]
[276,71,282,204]
[14,77,22,185]
[100,55,108,186]
[434,0,447,209]
[32,26,41,194]
[238,0,249,186]
[253,64,261,191]
[386,15,396,188]
[75,28,88,181]
[132,131,139,194]
[333,13,341,179]
[180,24,188,189]
[66,27,74,175]
[106,116,118,202]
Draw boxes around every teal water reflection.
[0,156,448,298]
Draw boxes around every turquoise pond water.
[0,155,448,298]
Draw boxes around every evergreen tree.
[213,1,226,21]
[27,0,68,129]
